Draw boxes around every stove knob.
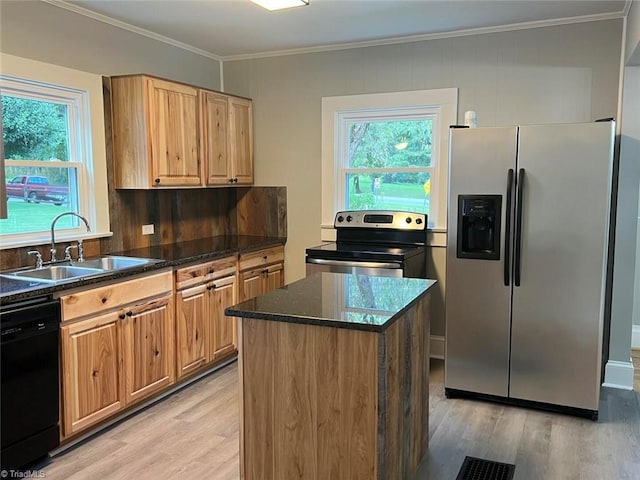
[337,215,344,223]
[405,217,412,224]
[346,215,353,222]
[416,218,423,225]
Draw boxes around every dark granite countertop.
[226,272,436,333]
[0,235,286,304]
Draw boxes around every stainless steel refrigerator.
[444,121,615,418]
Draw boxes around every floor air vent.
[456,456,516,480]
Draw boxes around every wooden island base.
[238,294,430,480]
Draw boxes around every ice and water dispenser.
[456,195,501,260]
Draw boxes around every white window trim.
[0,53,111,249]
[321,88,457,246]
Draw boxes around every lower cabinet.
[58,247,285,440]
[59,271,174,438]
[121,294,175,405]
[238,246,285,302]
[60,311,123,436]
[209,274,237,361]
[174,256,238,379]
[175,284,209,377]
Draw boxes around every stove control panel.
[334,210,427,230]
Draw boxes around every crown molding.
[42,0,223,62]
[223,10,627,61]
[42,0,626,63]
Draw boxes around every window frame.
[0,53,111,249]
[321,88,457,245]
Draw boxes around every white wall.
[224,19,623,336]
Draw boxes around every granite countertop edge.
[226,279,436,333]
[1,236,286,304]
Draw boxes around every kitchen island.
[226,272,436,480]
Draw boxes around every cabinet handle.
[208,269,215,274]
[154,178,160,184]
[263,255,268,260]
[228,178,234,183]
[207,284,215,290]
[119,313,126,320]
[126,311,133,317]
[233,178,238,183]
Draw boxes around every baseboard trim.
[602,360,634,390]
[430,335,444,359]
[632,325,640,349]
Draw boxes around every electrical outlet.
[142,224,155,235]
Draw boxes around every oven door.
[306,258,403,277]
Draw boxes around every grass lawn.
[357,178,426,198]
[349,179,429,214]
[0,200,75,235]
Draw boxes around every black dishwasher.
[1,296,60,470]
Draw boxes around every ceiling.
[51,0,630,60]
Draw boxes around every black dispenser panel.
[457,195,502,260]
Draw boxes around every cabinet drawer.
[175,256,237,290]
[238,246,284,272]
[61,270,173,322]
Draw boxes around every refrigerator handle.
[514,168,525,286]
[504,169,514,286]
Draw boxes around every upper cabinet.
[200,92,254,186]
[110,75,253,189]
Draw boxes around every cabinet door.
[208,274,238,361]
[200,91,231,185]
[175,285,208,378]
[122,294,175,405]
[147,77,200,186]
[239,269,262,302]
[229,96,253,185]
[265,263,284,292]
[61,312,123,437]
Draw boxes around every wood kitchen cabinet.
[200,91,253,186]
[59,270,174,438]
[111,75,200,188]
[110,74,253,189]
[238,246,284,302]
[121,294,175,405]
[60,310,123,437]
[174,256,238,379]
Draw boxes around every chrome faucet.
[50,212,91,262]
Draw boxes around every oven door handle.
[305,258,402,269]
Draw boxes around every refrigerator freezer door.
[445,127,517,397]
[509,122,614,410]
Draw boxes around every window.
[340,114,434,214]
[1,80,85,235]
[0,53,110,249]
[321,89,457,242]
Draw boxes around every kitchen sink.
[3,256,160,285]
[80,256,154,271]
[11,265,104,282]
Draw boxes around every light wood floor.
[35,359,640,480]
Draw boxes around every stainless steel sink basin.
[12,265,104,282]
[80,256,154,271]
[3,255,160,286]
